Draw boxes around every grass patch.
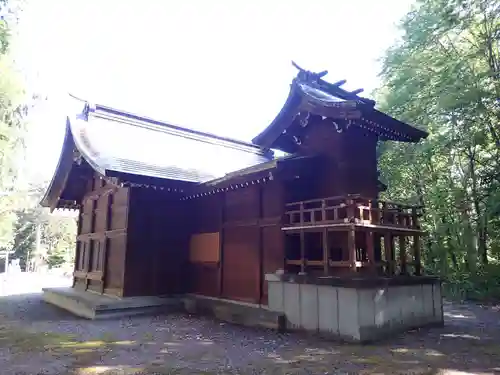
[0,324,75,352]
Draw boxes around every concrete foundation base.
[42,287,182,319]
[265,273,444,343]
[43,276,443,344]
[183,294,286,331]
[42,288,285,330]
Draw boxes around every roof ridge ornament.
[291,60,373,106]
[292,61,328,83]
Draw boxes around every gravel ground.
[0,282,500,374]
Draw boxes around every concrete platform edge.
[42,287,183,320]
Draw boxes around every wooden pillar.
[257,185,264,303]
[299,202,305,273]
[384,234,394,275]
[345,198,357,271]
[99,191,112,294]
[399,236,407,275]
[322,229,329,275]
[219,193,226,297]
[414,235,421,276]
[348,227,356,271]
[412,207,422,276]
[73,211,83,288]
[365,230,375,273]
[300,231,305,273]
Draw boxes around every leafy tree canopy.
[377,0,499,300]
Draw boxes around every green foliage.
[378,0,500,300]
[0,0,76,272]
[11,207,40,270]
[12,204,76,271]
[43,213,76,269]
[0,0,27,252]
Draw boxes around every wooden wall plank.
[222,225,260,303]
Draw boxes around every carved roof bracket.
[72,148,83,165]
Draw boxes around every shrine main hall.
[42,65,443,343]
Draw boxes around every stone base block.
[265,273,444,343]
[183,294,286,331]
[42,287,182,320]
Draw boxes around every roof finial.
[292,61,328,82]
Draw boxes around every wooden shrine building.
[42,64,443,341]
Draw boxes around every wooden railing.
[284,195,422,231]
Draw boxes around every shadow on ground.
[0,291,499,374]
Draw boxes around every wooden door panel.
[95,194,109,232]
[105,234,126,290]
[111,206,127,230]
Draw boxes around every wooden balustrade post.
[346,198,355,223]
[411,207,419,229]
[373,199,379,224]
[382,202,387,224]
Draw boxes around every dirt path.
[0,294,499,374]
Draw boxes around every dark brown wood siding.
[124,186,189,297]
[188,180,285,305]
[188,194,222,297]
[297,117,379,198]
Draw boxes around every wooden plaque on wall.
[189,232,220,263]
